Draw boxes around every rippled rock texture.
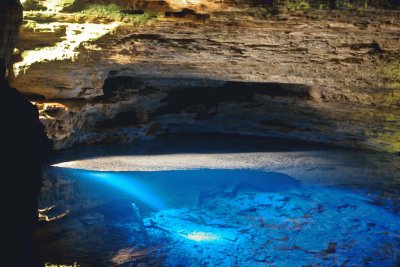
[10,1,400,152]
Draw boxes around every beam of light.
[183,231,220,242]
[80,171,166,210]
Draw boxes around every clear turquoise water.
[44,168,400,266]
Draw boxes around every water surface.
[38,134,400,266]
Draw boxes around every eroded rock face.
[0,1,23,66]
[10,5,400,152]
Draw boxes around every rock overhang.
[6,0,400,153]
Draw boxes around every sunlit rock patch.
[10,1,400,153]
[14,22,119,76]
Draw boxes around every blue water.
[41,168,400,266]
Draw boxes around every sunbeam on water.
[72,170,166,210]
[41,167,400,266]
[184,232,220,242]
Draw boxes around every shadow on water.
[50,133,333,165]
[47,133,400,202]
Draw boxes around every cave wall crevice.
[9,3,400,152]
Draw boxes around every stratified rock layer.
[11,7,400,152]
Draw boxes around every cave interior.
[0,0,399,266]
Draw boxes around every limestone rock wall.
[0,1,23,66]
[10,5,400,152]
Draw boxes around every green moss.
[337,0,383,9]
[376,59,400,106]
[364,59,400,153]
[22,0,47,11]
[364,57,400,152]
[81,4,122,18]
[79,4,155,24]
[365,113,400,153]
[285,0,310,11]
[380,59,400,89]
[338,0,354,8]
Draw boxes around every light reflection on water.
[40,168,400,266]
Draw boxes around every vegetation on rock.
[381,59,400,90]
[22,0,47,11]
[80,3,155,23]
[284,0,310,11]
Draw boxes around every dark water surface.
[38,134,400,266]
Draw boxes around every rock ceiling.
[9,0,400,152]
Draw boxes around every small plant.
[81,4,123,19]
[285,0,310,11]
[337,0,381,9]
[80,4,155,24]
[22,0,47,11]
[319,3,328,9]
[338,0,354,8]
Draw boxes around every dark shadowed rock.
[0,64,52,266]
[0,0,23,66]
[165,8,210,20]
[120,9,145,15]
[0,1,52,265]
